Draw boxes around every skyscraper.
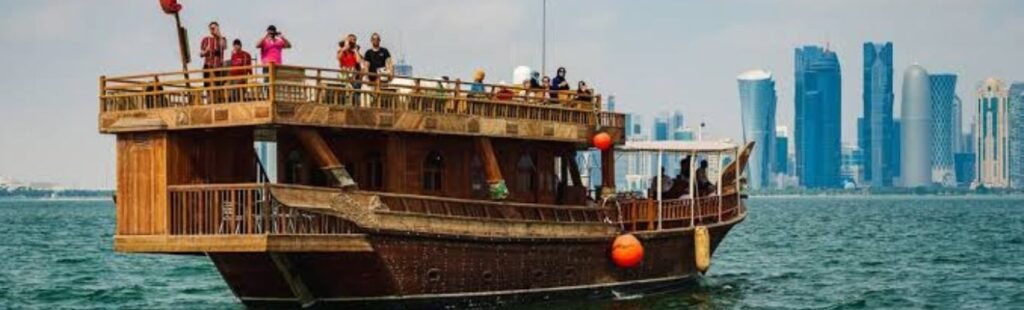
[737,70,778,189]
[653,116,669,141]
[860,42,896,187]
[976,78,1010,188]
[394,58,413,77]
[900,65,932,187]
[775,126,790,176]
[670,110,684,134]
[794,45,842,188]
[929,73,957,186]
[1008,82,1024,188]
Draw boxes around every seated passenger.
[696,159,715,196]
[576,81,594,103]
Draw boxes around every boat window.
[423,151,444,192]
[284,150,304,184]
[516,153,536,192]
[364,152,384,190]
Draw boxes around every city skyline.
[2,1,1024,188]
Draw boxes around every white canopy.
[617,140,738,153]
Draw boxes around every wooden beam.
[601,147,616,198]
[269,253,317,308]
[475,137,508,200]
[293,127,356,188]
[565,151,583,187]
[113,234,374,253]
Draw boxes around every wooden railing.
[376,192,611,224]
[100,64,626,129]
[167,183,356,235]
[615,193,743,232]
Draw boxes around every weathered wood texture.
[116,130,256,236]
[114,234,374,253]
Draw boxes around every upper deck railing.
[99,65,625,130]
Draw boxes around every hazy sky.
[1,0,1022,189]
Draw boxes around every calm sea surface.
[1,197,1022,309]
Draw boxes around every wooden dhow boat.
[101,64,751,308]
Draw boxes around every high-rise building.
[841,144,864,188]
[394,58,413,77]
[860,42,896,187]
[670,111,684,133]
[775,126,790,177]
[737,69,778,189]
[1008,82,1024,188]
[976,78,1010,188]
[953,95,964,153]
[607,95,617,112]
[653,116,670,141]
[673,127,696,141]
[929,73,957,186]
[794,45,842,188]
[954,153,976,187]
[892,119,902,182]
[900,65,932,187]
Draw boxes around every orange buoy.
[611,234,644,268]
[593,132,613,151]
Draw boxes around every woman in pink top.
[256,25,291,65]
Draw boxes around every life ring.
[694,226,710,273]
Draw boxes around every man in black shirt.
[363,32,393,82]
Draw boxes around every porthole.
[482,271,494,283]
[426,268,442,283]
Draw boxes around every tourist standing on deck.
[200,21,227,101]
[338,38,362,73]
[550,67,570,102]
[257,25,291,66]
[470,69,486,95]
[363,33,393,83]
[228,39,251,101]
[541,76,553,103]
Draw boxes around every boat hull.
[208,219,740,309]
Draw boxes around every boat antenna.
[541,0,547,75]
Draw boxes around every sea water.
[1,197,1022,309]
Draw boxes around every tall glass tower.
[859,42,895,187]
[929,73,957,186]
[1008,82,1024,188]
[795,45,842,188]
[737,69,777,189]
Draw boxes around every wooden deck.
[99,65,625,144]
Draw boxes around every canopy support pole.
[656,150,663,230]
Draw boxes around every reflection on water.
[2,197,1023,309]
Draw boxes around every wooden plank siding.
[272,128,580,205]
[116,129,256,236]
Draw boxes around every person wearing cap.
[256,25,291,65]
[228,39,252,101]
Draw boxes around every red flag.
[159,0,182,14]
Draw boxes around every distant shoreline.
[0,196,113,201]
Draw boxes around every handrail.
[167,183,356,235]
[99,64,626,131]
[615,193,743,232]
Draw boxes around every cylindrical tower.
[737,69,777,189]
[900,65,932,187]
